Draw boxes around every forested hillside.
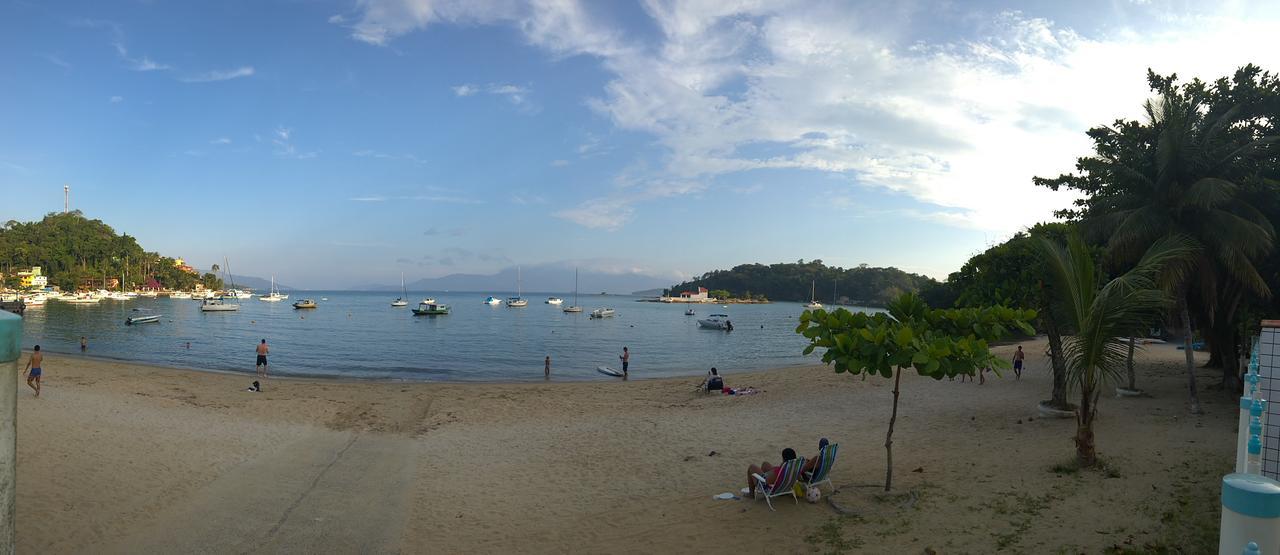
[667,260,945,307]
[0,211,222,291]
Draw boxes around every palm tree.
[1094,93,1276,413]
[1039,232,1195,466]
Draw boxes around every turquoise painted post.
[0,310,20,554]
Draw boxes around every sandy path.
[103,430,418,554]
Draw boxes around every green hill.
[0,211,221,291]
[667,260,944,307]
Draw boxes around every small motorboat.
[125,314,161,325]
[563,306,583,313]
[589,307,616,319]
[412,301,451,315]
[293,299,318,309]
[697,314,732,329]
[420,297,437,304]
[200,298,240,312]
[484,296,503,305]
[546,297,564,305]
[684,308,695,316]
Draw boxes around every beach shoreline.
[13,338,1230,553]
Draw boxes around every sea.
[16,292,872,382]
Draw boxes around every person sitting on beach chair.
[703,367,724,393]
[745,447,797,498]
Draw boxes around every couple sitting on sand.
[744,438,831,498]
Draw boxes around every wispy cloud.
[41,53,71,70]
[550,159,569,167]
[272,126,318,159]
[109,95,123,103]
[112,40,170,71]
[349,196,388,202]
[352,150,426,164]
[348,192,482,204]
[210,137,232,145]
[179,66,255,83]
[0,160,30,173]
[451,82,535,109]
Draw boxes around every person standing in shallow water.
[256,339,269,378]
[620,347,630,377]
[544,355,551,380]
[80,336,87,352]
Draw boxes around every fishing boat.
[563,268,583,313]
[21,293,47,306]
[125,314,161,325]
[804,280,823,310]
[589,307,615,319]
[507,266,528,307]
[226,289,254,299]
[412,301,450,315]
[546,297,563,305]
[258,275,288,302]
[484,296,503,306]
[392,273,409,307]
[293,299,317,309]
[697,314,732,329]
[200,297,239,312]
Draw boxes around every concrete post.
[0,310,20,555]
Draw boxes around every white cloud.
[271,126,318,159]
[179,66,255,83]
[349,196,388,202]
[347,1,1280,235]
[451,82,533,106]
[42,53,71,69]
[329,14,347,24]
[109,95,123,103]
[451,84,478,96]
[211,137,232,145]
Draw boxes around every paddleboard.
[596,366,624,377]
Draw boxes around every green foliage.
[0,212,218,291]
[708,289,731,300]
[671,259,940,307]
[796,293,1036,380]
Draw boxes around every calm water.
[17,292,867,381]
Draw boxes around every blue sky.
[2,0,1279,288]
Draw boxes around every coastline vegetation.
[0,211,223,292]
[668,259,947,307]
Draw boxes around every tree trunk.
[1181,300,1203,414]
[1126,337,1137,390]
[1043,310,1072,409]
[883,367,903,492]
[1076,386,1098,467]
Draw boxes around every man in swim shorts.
[256,339,269,378]
[1013,345,1025,380]
[23,344,43,397]
[620,346,629,376]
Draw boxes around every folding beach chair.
[802,443,839,493]
[751,457,806,511]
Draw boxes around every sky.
[2,0,1279,289]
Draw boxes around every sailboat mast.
[574,268,578,306]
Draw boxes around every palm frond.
[1184,177,1237,209]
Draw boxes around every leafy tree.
[1037,66,1280,410]
[671,260,942,307]
[1038,233,1196,466]
[796,293,1035,490]
[708,289,731,300]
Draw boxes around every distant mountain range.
[359,265,672,295]
[226,275,298,292]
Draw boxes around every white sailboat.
[507,266,528,307]
[804,280,823,310]
[259,275,288,302]
[563,268,583,313]
[392,273,409,307]
[202,257,241,311]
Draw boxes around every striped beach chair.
[751,457,806,511]
[803,443,839,493]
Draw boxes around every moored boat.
[507,266,528,307]
[697,314,732,329]
[411,301,450,315]
[589,307,615,319]
[293,299,317,309]
[546,297,564,305]
[200,298,240,312]
[125,314,161,325]
[484,296,503,305]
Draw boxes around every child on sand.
[23,345,44,397]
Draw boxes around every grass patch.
[805,516,864,555]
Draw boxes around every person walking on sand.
[256,339,269,378]
[544,355,551,379]
[620,347,630,377]
[23,345,44,397]
[1013,346,1025,380]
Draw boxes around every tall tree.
[1037,67,1279,412]
[1039,233,1195,466]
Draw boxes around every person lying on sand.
[746,448,797,498]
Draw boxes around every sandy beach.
[12,338,1231,553]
